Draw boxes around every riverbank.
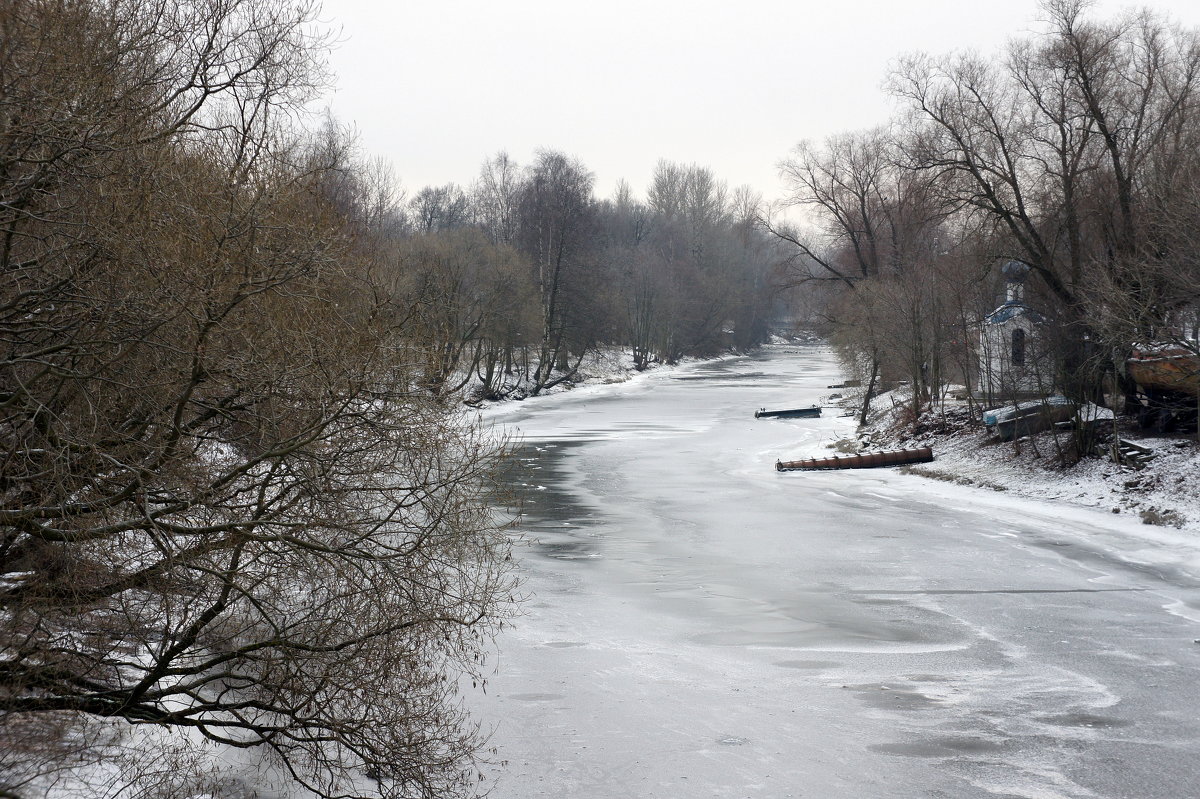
[467,336,822,410]
[466,347,670,407]
[842,385,1200,532]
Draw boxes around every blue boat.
[982,396,1076,441]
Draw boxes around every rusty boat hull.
[1127,346,1200,398]
[776,447,934,471]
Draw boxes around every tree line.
[774,0,1200,435]
[388,154,782,400]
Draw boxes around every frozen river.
[475,344,1200,799]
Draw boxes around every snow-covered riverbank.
[466,343,774,411]
[841,387,1200,534]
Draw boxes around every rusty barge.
[776,447,934,471]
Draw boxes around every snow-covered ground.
[845,387,1200,533]
[467,344,755,408]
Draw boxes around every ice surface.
[474,344,1200,799]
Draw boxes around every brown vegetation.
[0,1,514,796]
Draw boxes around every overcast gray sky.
[318,0,1200,205]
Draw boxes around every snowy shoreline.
[844,387,1200,535]
[470,346,743,422]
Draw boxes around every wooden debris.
[1099,438,1155,469]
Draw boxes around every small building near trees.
[978,260,1052,405]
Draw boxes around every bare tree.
[889,52,1083,307]
[473,151,524,246]
[774,128,895,287]
[0,3,511,797]
[409,183,472,234]
[516,150,597,393]
[644,161,773,360]
[393,229,535,398]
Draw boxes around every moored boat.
[755,406,822,419]
[1127,344,1200,397]
[1127,344,1199,432]
[982,396,1076,441]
